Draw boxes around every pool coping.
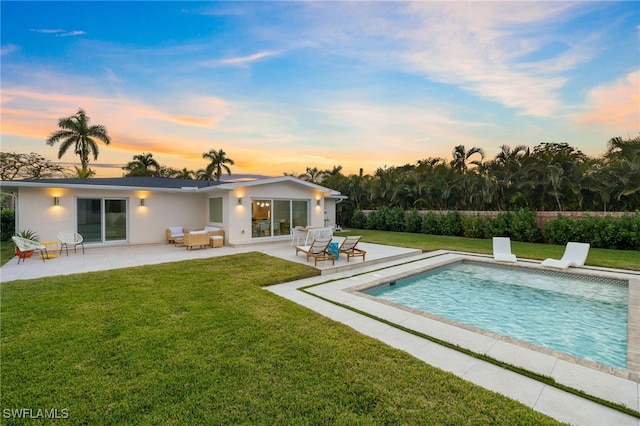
[301,252,640,413]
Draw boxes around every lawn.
[336,230,640,271]
[1,252,562,424]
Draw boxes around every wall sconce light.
[238,197,243,205]
[140,198,145,207]
[316,199,321,206]
[53,197,60,206]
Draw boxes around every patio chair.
[541,242,590,269]
[492,237,517,262]
[57,231,85,255]
[295,238,334,266]
[11,236,48,264]
[339,236,366,262]
[290,226,306,246]
[166,226,186,244]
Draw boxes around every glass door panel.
[105,199,127,241]
[252,199,271,238]
[273,200,290,236]
[77,199,102,243]
[292,200,308,228]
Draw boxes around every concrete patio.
[0,238,421,282]
[1,239,639,425]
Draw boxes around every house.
[2,176,346,246]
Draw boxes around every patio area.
[0,238,422,283]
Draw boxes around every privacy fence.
[351,208,639,250]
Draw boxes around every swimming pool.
[362,260,629,370]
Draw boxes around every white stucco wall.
[11,177,341,247]
[16,187,208,245]
[210,181,329,245]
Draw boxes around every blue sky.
[1,1,638,178]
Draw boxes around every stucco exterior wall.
[11,177,341,247]
[16,187,207,245]
[211,181,329,245]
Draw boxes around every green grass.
[1,252,562,425]
[336,230,640,271]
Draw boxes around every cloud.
[30,28,86,37]
[59,30,87,37]
[1,44,19,55]
[574,70,640,131]
[200,50,278,68]
[395,2,597,117]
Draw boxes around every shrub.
[543,213,640,250]
[440,211,463,236]
[351,210,367,229]
[509,209,542,243]
[462,214,485,239]
[1,209,15,241]
[404,209,423,233]
[385,206,406,232]
[365,209,384,230]
[486,211,511,237]
[421,211,440,235]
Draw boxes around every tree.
[298,167,326,184]
[0,152,68,180]
[46,108,111,177]
[122,153,160,177]
[450,145,485,173]
[198,149,234,181]
[174,168,195,179]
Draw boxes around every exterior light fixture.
[316,199,321,206]
[238,197,242,205]
[140,198,145,207]
[54,197,60,206]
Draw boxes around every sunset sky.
[1,1,638,178]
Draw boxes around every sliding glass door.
[77,198,128,243]
[251,199,308,238]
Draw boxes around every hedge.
[351,209,639,250]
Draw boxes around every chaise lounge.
[295,238,334,266]
[541,242,590,269]
[339,236,366,262]
[492,237,517,262]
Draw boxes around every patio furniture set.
[166,226,225,250]
[11,231,84,265]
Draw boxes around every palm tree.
[46,108,111,177]
[199,149,234,181]
[175,168,195,179]
[450,145,485,173]
[122,153,160,177]
[299,167,326,184]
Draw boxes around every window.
[209,197,223,222]
[251,199,308,238]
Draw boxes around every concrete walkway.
[2,241,639,425]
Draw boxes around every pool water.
[365,261,628,369]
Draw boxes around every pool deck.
[2,241,639,425]
[267,251,640,426]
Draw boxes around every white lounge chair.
[57,231,85,255]
[493,237,517,262]
[541,242,590,269]
[11,236,48,264]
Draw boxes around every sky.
[1,1,639,179]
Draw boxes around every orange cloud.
[575,70,640,130]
